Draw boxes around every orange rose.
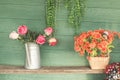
[118,32,120,39]
[87,30,92,36]
[101,47,107,53]
[79,49,84,56]
[89,42,96,49]
[91,39,98,44]
[84,41,89,49]
[92,32,101,39]
[86,48,92,54]
[74,41,80,52]
[79,32,87,39]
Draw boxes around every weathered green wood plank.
[55,20,120,35]
[41,50,88,66]
[110,53,120,63]
[56,8,120,23]
[81,22,120,32]
[59,0,120,9]
[84,8,120,22]
[0,5,45,20]
[87,0,120,9]
[1,0,120,9]
[0,19,45,32]
[0,74,104,80]
[0,0,44,6]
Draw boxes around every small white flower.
[104,31,109,35]
[9,31,19,39]
[103,31,109,39]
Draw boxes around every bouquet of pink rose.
[9,25,57,46]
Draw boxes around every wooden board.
[0,65,104,74]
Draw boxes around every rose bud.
[48,38,57,46]
[9,31,19,40]
[44,27,53,36]
[17,25,27,35]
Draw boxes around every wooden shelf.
[0,65,104,74]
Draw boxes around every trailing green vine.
[46,0,56,28]
[45,0,86,34]
[64,0,86,34]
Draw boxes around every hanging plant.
[46,0,56,28]
[45,0,86,34]
[64,0,86,34]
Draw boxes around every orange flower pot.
[88,57,109,69]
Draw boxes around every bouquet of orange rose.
[9,25,57,46]
[74,29,120,57]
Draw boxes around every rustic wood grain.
[0,0,120,80]
[0,65,104,74]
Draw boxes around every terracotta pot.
[88,57,109,69]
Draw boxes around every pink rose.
[48,38,57,46]
[44,27,53,36]
[36,35,45,45]
[9,31,19,39]
[17,25,27,35]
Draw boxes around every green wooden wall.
[0,0,120,80]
